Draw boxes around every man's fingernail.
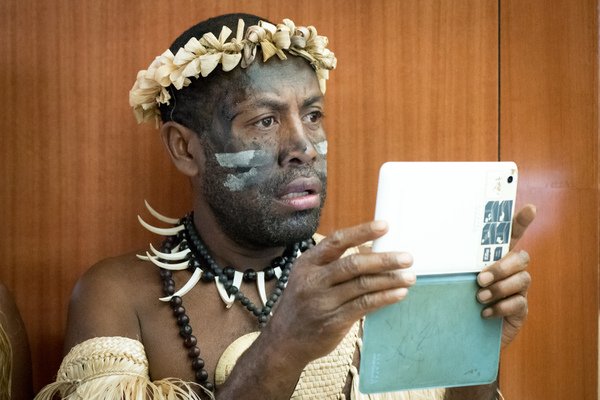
[371,220,387,232]
[478,289,492,302]
[482,308,493,319]
[402,272,416,284]
[393,288,408,299]
[396,252,413,265]
[478,272,494,286]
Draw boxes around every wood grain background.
[0,0,597,398]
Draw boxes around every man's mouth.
[280,190,314,199]
[276,178,322,211]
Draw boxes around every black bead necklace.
[157,212,315,390]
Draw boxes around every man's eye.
[306,111,323,123]
[256,117,275,128]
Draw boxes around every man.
[36,13,534,400]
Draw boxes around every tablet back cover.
[359,274,503,394]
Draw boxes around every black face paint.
[199,56,328,248]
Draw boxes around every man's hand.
[264,220,416,368]
[476,204,536,349]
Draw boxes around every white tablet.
[372,162,518,275]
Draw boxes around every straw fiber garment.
[291,320,359,399]
[34,336,208,400]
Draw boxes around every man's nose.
[278,117,319,167]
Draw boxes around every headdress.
[129,18,337,126]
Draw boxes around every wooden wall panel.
[323,0,498,231]
[500,0,598,398]
[1,0,499,393]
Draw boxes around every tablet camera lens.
[507,176,514,183]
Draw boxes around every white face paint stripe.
[219,141,326,191]
[223,168,260,191]
[314,141,328,155]
[215,150,272,168]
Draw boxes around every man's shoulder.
[65,249,160,349]
[76,249,157,295]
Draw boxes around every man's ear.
[161,121,205,177]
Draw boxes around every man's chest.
[135,281,359,399]
[138,278,273,385]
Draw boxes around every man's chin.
[258,208,322,247]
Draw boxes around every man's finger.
[328,287,410,325]
[310,221,389,265]
[478,250,530,288]
[477,270,531,304]
[325,252,413,285]
[481,293,528,320]
[330,268,416,305]
[509,204,537,250]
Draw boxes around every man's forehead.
[228,57,323,109]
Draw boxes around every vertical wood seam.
[498,0,502,162]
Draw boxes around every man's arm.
[64,256,143,352]
[217,220,417,399]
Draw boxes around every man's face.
[200,56,328,248]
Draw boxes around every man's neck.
[192,201,287,272]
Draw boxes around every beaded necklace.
[149,212,314,391]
